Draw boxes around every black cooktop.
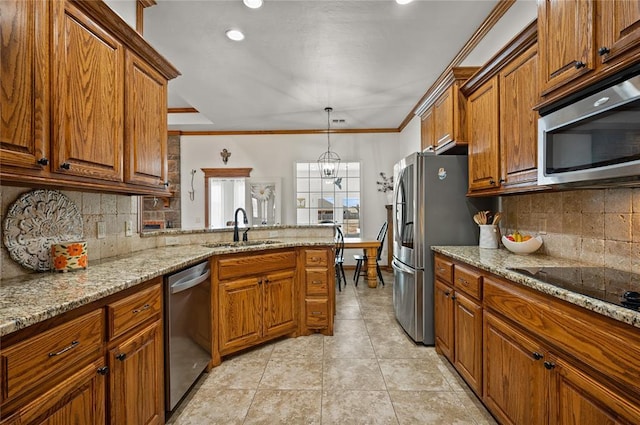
[507,267,640,311]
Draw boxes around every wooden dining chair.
[335,226,346,291]
[353,222,387,286]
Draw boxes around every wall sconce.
[220,148,231,164]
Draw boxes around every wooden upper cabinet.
[499,44,539,188]
[420,107,435,152]
[125,51,168,189]
[418,67,476,154]
[467,77,500,192]
[51,0,124,182]
[0,0,49,170]
[598,0,640,67]
[538,0,595,96]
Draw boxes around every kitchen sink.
[203,240,282,248]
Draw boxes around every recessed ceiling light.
[225,29,245,41]
[243,0,263,9]
[395,0,414,4]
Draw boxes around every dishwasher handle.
[170,268,211,294]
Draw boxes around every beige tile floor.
[167,271,498,425]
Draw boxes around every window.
[295,162,361,237]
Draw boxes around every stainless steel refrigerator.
[392,153,492,345]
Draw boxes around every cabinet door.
[263,270,297,339]
[548,355,640,425]
[1,360,106,425]
[483,312,547,425]
[499,44,539,188]
[420,107,435,152]
[433,86,453,147]
[125,50,168,189]
[434,279,454,361]
[51,1,124,182]
[538,0,595,95]
[468,77,500,192]
[598,0,640,67]
[0,0,49,170]
[109,320,163,425]
[218,277,262,354]
[453,291,482,395]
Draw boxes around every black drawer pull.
[598,46,610,56]
[116,353,127,361]
[544,361,556,370]
[60,162,71,170]
[48,340,79,357]
[574,61,586,69]
[97,366,109,375]
[132,304,151,314]
[532,352,543,360]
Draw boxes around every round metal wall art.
[2,189,83,272]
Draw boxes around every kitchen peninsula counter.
[0,237,334,337]
[431,246,640,329]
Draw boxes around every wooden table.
[343,238,382,288]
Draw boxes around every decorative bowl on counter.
[501,235,543,255]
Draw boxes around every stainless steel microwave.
[538,73,640,187]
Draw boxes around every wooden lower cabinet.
[452,291,482,395]
[216,251,298,358]
[435,253,640,425]
[549,355,640,425]
[108,319,164,425]
[483,312,547,425]
[0,359,106,425]
[434,279,454,361]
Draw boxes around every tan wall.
[501,188,640,273]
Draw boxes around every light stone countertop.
[431,246,640,329]
[0,237,334,337]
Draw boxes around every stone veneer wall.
[141,134,181,229]
[500,187,640,273]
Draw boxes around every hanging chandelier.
[317,107,341,179]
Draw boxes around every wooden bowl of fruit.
[502,232,543,255]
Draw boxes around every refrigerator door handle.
[392,259,415,275]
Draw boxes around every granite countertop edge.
[431,246,640,329]
[0,238,334,337]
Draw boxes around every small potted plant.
[376,172,394,204]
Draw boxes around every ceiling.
[144,0,503,132]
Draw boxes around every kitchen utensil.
[492,212,502,225]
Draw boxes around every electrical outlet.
[97,221,106,239]
[539,218,547,235]
[125,220,133,237]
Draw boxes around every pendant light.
[317,107,341,179]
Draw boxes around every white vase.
[385,191,393,205]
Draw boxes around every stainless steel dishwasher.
[164,260,212,412]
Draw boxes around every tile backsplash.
[0,185,156,280]
[501,188,640,273]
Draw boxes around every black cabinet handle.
[97,366,109,375]
[116,353,126,361]
[258,279,262,285]
[532,352,543,360]
[489,179,495,185]
[60,162,71,170]
[163,181,170,187]
[499,178,506,184]
[444,291,450,297]
[37,157,49,166]
[574,61,586,69]
[48,340,79,357]
[451,295,457,300]
[264,279,270,284]
[544,361,556,370]
[598,46,610,56]
[132,304,151,314]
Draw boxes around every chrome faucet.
[233,207,248,242]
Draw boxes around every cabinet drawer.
[0,309,104,402]
[305,299,328,328]
[453,264,482,299]
[304,249,329,267]
[484,276,640,398]
[218,251,296,280]
[107,281,162,340]
[306,270,328,295]
[434,256,453,284]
